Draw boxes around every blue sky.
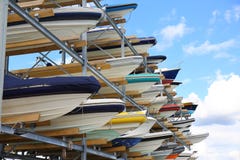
[8,0,240,159]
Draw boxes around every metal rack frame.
[0,0,191,159]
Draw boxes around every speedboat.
[34,98,125,133]
[7,7,104,44]
[3,74,100,123]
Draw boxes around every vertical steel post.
[81,137,87,160]
[81,0,87,75]
[120,23,125,58]
[0,0,8,131]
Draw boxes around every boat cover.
[3,75,100,99]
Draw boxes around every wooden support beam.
[102,146,126,153]
[168,127,178,132]
[128,156,154,160]
[98,77,127,87]
[127,152,142,158]
[6,36,82,56]
[92,90,142,99]
[15,0,93,9]
[184,140,192,146]
[163,121,173,128]
[98,18,126,26]
[11,61,110,78]
[2,113,40,124]
[8,8,54,23]
[17,0,45,9]
[0,128,81,143]
[126,100,151,108]
[133,63,157,74]
[42,0,92,8]
[5,138,108,151]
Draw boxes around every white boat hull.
[7,8,103,44]
[86,43,153,60]
[185,133,209,144]
[129,139,165,154]
[2,93,91,122]
[35,112,118,133]
[72,56,143,79]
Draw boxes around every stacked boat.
[2,1,209,160]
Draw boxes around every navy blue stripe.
[66,104,125,114]
[8,12,102,26]
[112,137,141,148]
[105,3,137,12]
[147,55,167,61]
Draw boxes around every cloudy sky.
[7,0,240,159]
[100,0,240,159]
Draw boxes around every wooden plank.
[2,113,40,124]
[131,59,155,73]
[74,138,108,146]
[99,77,127,87]
[6,44,60,56]
[98,18,126,26]
[102,146,126,153]
[26,120,51,127]
[169,127,178,132]
[0,128,81,143]
[163,121,173,128]
[72,40,88,49]
[11,61,111,78]
[37,128,81,137]
[127,152,142,157]
[6,35,80,50]
[126,100,151,107]
[129,156,154,160]
[93,90,141,99]
[43,0,92,8]
[17,0,45,9]
[5,138,108,151]
[6,36,81,56]
[16,0,93,9]
[8,8,54,23]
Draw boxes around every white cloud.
[224,9,232,23]
[191,122,240,160]
[194,71,240,122]
[184,71,240,160]
[153,17,193,51]
[210,10,221,24]
[183,39,237,55]
[222,5,240,23]
[160,17,188,41]
[233,5,240,21]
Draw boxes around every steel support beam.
[8,0,144,111]
[0,125,118,159]
[0,0,8,131]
